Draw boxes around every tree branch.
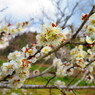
[72,5,95,39]
[1,84,95,89]
[29,65,53,79]
[61,2,78,29]
[73,70,88,86]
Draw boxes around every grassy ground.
[0,60,95,95]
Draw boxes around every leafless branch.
[67,59,95,86]
[72,5,95,39]
[1,84,95,89]
[73,70,88,86]
[45,74,56,87]
[0,7,8,12]
[29,65,53,79]
[61,2,79,29]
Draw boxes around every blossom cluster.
[54,80,65,87]
[41,46,52,54]
[86,14,95,37]
[53,58,74,77]
[70,45,95,83]
[52,45,95,84]
[70,45,88,68]
[41,46,52,60]
[0,21,30,46]
[0,44,40,88]
[36,24,66,47]
[82,13,95,44]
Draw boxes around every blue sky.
[0,0,95,32]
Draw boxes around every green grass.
[30,65,48,72]
[0,59,5,66]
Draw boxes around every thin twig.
[72,90,77,95]
[49,89,52,95]
[61,3,78,29]
[73,70,88,86]
[29,65,53,79]
[45,75,56,87]
[27,46,43,60]
[67,60,95,86]
[72,5,95,39]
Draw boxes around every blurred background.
[0,0,95,95]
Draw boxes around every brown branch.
[45,74,56,87]
[72,90,77,95]
[72,5,95,39]
[35,41,70,63]
[67,71,82,86]
[49,89,52,95]
[1,84,95,89]
[27,46,43,60]
[29,65,53,79]
[73,70,88,86]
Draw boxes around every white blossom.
[53,58,63,67]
